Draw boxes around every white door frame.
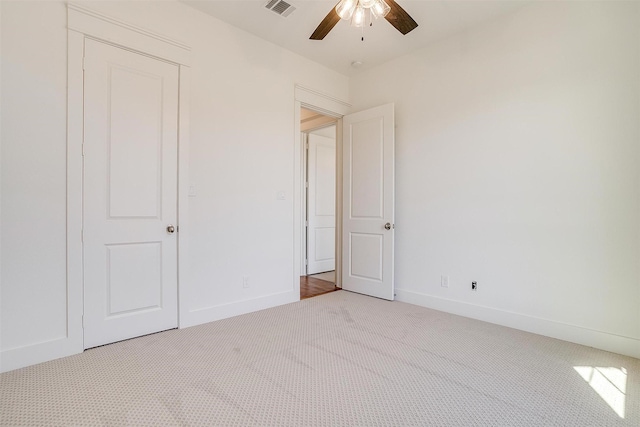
[294,86,351,293]
[67,4,191,353]
[300,131,308,274]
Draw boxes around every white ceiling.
[182,0,531,76]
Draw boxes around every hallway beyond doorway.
[300,272,339,300]
[309,271,335,283]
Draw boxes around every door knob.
[384,222,392,230]
[167,225,175,234]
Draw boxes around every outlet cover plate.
[441,275,449,288]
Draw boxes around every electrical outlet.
[243,276,250,289]
[472,281,477,291]
[441,275,449,288]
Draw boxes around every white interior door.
[307,132,336,275]
[342,104,395,300]
[83,39,179,348]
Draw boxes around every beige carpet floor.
[1,291,638,426]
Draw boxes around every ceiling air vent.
[264,0,296,18]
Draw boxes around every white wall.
[1,1,69,357]
[0,0,3,358]
[350,1,640,358]
[0,0,348,371]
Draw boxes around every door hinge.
[305,259,308,266]
[81,315,84,328]
[81,228,84,242]
[305,220,308,227]
[305,181,309,188]
[82,143,85,157]
[82,57,86,71]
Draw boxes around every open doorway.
[300,107,340,299]
[294,87,395,302]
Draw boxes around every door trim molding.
[67,3,191,66]
[177,67,191,331]
[301,132,308,275]
[295,85,351,117]
[294,87,350,293]
[0,4,191,373]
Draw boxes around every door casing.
[67,4,191,353]
[294,86,351,293]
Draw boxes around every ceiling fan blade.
[310,6,341,40]
[385,0,418,35]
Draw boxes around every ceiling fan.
[310,0,418,40]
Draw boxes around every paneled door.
[307,132,336,275]
[342,104,395,300]
[83,39,179,348]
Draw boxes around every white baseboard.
[1,291,299,372]
[180,290,299,329]
[395,289,640,360]
[0,336,83,373]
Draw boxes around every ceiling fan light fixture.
[351,4,366,27]
[370,0,391,19]
[336,0,357,20]
[359,0,376,8]
[310,0,417,41]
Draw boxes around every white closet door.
[83,39,179,348]
[307,133,336,275]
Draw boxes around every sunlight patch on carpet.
[574,366,626,418]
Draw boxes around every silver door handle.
[384,223,392,230]
[167,225,175,234]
